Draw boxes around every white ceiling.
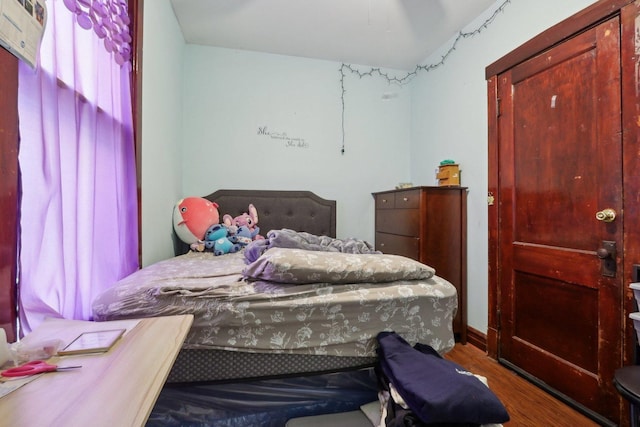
[169,0,498,71]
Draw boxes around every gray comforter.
[93,248,458,357]
[244,228,380,263]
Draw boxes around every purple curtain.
[17,0,138,333]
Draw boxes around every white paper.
[0,0,46,68]
[0,375,39,398]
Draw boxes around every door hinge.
[496,97,502,117]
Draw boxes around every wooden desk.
[0,315,193,427]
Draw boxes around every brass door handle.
[595,208,616,223]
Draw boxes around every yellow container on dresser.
[372,186,468,343]
[437,163,460,186]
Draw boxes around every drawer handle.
[380,243,385,247]
[403,197,408,202]
[382,199,388,203]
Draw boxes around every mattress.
[93,233,458,381]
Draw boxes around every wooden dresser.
[373,186,468,343]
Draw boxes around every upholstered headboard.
[174,189,337,256]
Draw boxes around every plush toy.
[190,241,207,253]
[173,197,220,245]
[222,204,264,240]
[229,225,253,247]
[204,224,242,256]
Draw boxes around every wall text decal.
[258,126,309,149]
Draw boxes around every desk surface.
[0,315,193,427]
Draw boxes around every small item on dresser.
[437,160,460,186]
[395,182,413,189]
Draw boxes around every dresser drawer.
[393,189,420,209]
[375,193,395,209]
[375,209,420,236]
[375,232,420,260]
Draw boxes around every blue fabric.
[377,332,510,425]
[148,369,379,426]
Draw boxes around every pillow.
[242,248,435,284]
[376,331,510,425]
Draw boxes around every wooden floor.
[444,343,601,427]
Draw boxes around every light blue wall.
[180,46,412,243]
[140,1,185,266]
[410,0,598,333]
[142,0,599,333]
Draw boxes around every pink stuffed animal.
[222,204,264,240]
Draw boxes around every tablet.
[58,329,126,356]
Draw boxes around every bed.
[92,189,458,384]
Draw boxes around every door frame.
[487,0,640,422]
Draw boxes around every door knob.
[597,247,613,259]
[597,240,617,277]
[595,208,616,223]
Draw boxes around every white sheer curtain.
[17,0,138,333]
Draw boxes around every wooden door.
[495,17,622,422]
[0,48,19,343]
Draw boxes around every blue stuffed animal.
[229,225,253,247]
[204,224,242,256]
